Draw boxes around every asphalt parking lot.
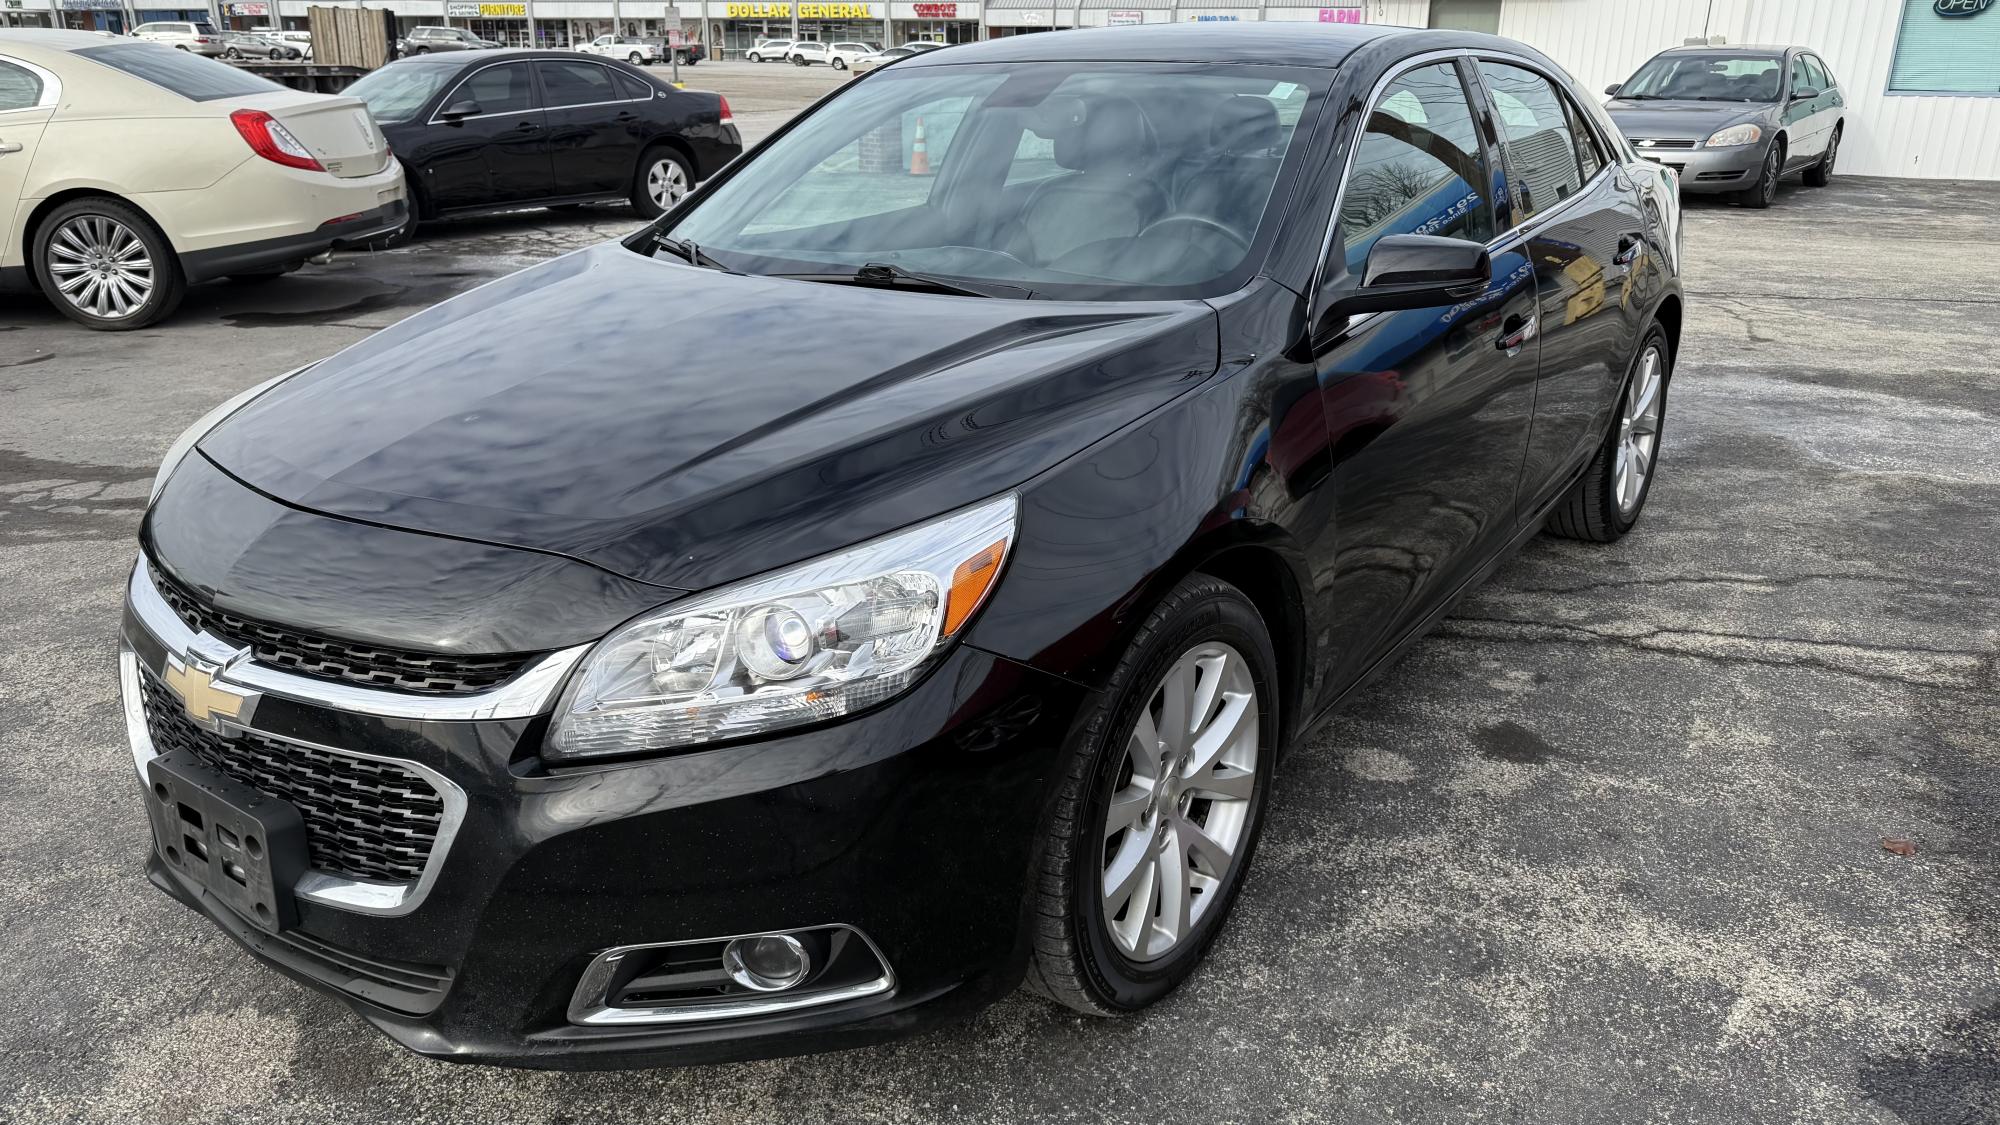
[2,82,1997,1124]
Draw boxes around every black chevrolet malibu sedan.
[341,49,741,236]
[126,24,1683,1068]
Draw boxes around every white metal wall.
[1493,0,2000,180]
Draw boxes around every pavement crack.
[1438,615,1996,693]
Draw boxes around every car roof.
[898,23,1471,69]
[1657,44,1796,55]
[0,28,142,52]
[395,48,600,65]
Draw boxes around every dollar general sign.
[726,3,875,15]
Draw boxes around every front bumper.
[1633,141,1766,193]
[121,556,1087,1068]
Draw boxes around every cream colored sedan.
[0,29,406,329]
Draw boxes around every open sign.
[1934,0,1995,18]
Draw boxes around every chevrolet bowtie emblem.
[1638,139,1656,147]
[163,653,259,731]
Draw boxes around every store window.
[1339,63,1494,276]
[1888,0,2000,94]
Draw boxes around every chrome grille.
[139,671,445,883]
[148,563,532,695]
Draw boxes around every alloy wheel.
[1761,149,1779,205]
[1614,344,1664,515]
[1822,132,1838,177]
[46,215,154,322]
[647,158,689,209]
[1100,642,1260,963]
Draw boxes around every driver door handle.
[1497,312,1538,353]
[0,141,22,156]
[1614,233,1645,266]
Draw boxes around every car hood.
[1605,99,1773,140]
[197,242,1218,591]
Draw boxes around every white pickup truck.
[576,34,660,65]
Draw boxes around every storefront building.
[1,0,59,30]
[981,0,1996,181]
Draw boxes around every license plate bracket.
[145,748,309,933]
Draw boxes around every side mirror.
[1316,234,1492,331]
[1790,86,1820,100]
[1604,82,1622,96]
[439,100,481,123]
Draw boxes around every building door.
[1428,0,1500,35]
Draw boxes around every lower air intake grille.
[140,671,444,884]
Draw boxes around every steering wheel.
[1137,215,1251,253]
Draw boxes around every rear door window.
[74,43,282,101]
[1476,61,1587,221]
[0,61,42,111]
[535,60,617,108]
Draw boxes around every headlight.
[1705,123,1763,148]
[150,364,315,502]
[546,494,1017,761]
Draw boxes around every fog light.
[722,933,812,992]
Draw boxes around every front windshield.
[665,63,1317,300]
[345,63,456,123]
[1619,53,1783,101]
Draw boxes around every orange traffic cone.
[910,117,931,175]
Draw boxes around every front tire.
[833,57,847,70]
[32,197,185,331]
[1738,143,1781,209]
[747,51,762,62]
[631,146,692,218]
[1025,574,1278,1016]
[1546,325,1671,543]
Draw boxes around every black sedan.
[127,23,1682,1068]
[341,50,739,236]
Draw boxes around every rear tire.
[1024,574,1278,1017]
[631,146,692,218]
[629,52,644,65]
[1803,126,1839,188]
[1545,325,1671,543]
[31,197,185,331]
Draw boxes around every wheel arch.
[18,188,177,287]
[640,134,700,181]
[1651,292,1683,374]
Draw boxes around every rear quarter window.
[75,43,283,101]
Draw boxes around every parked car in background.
[745,38,790,62]
[643,36,703,65]
[126,22,1683,1067]
[344,50,739,237]
[220,32,300,61]
[0,30,406,329]
[129,21,226,56]
[823,41,880,69]
[577,34,658,65]
[849,44,915,74]
[398,26,500,55]
[896,40,944,51]
[275,30,312,60]
[1604,44,1844,209]
[787,41,830,66]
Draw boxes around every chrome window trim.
[1309,46,1616,337]
[119,641,471,917]
[0,54,62,111]
[124,554,590,721]
[567,925,897,1026]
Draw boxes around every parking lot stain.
[223,291,411,328]
[0,353,52,368]
[1476,720,1569,765]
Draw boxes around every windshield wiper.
[651,234,735,272]
[775,262,1029,299]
